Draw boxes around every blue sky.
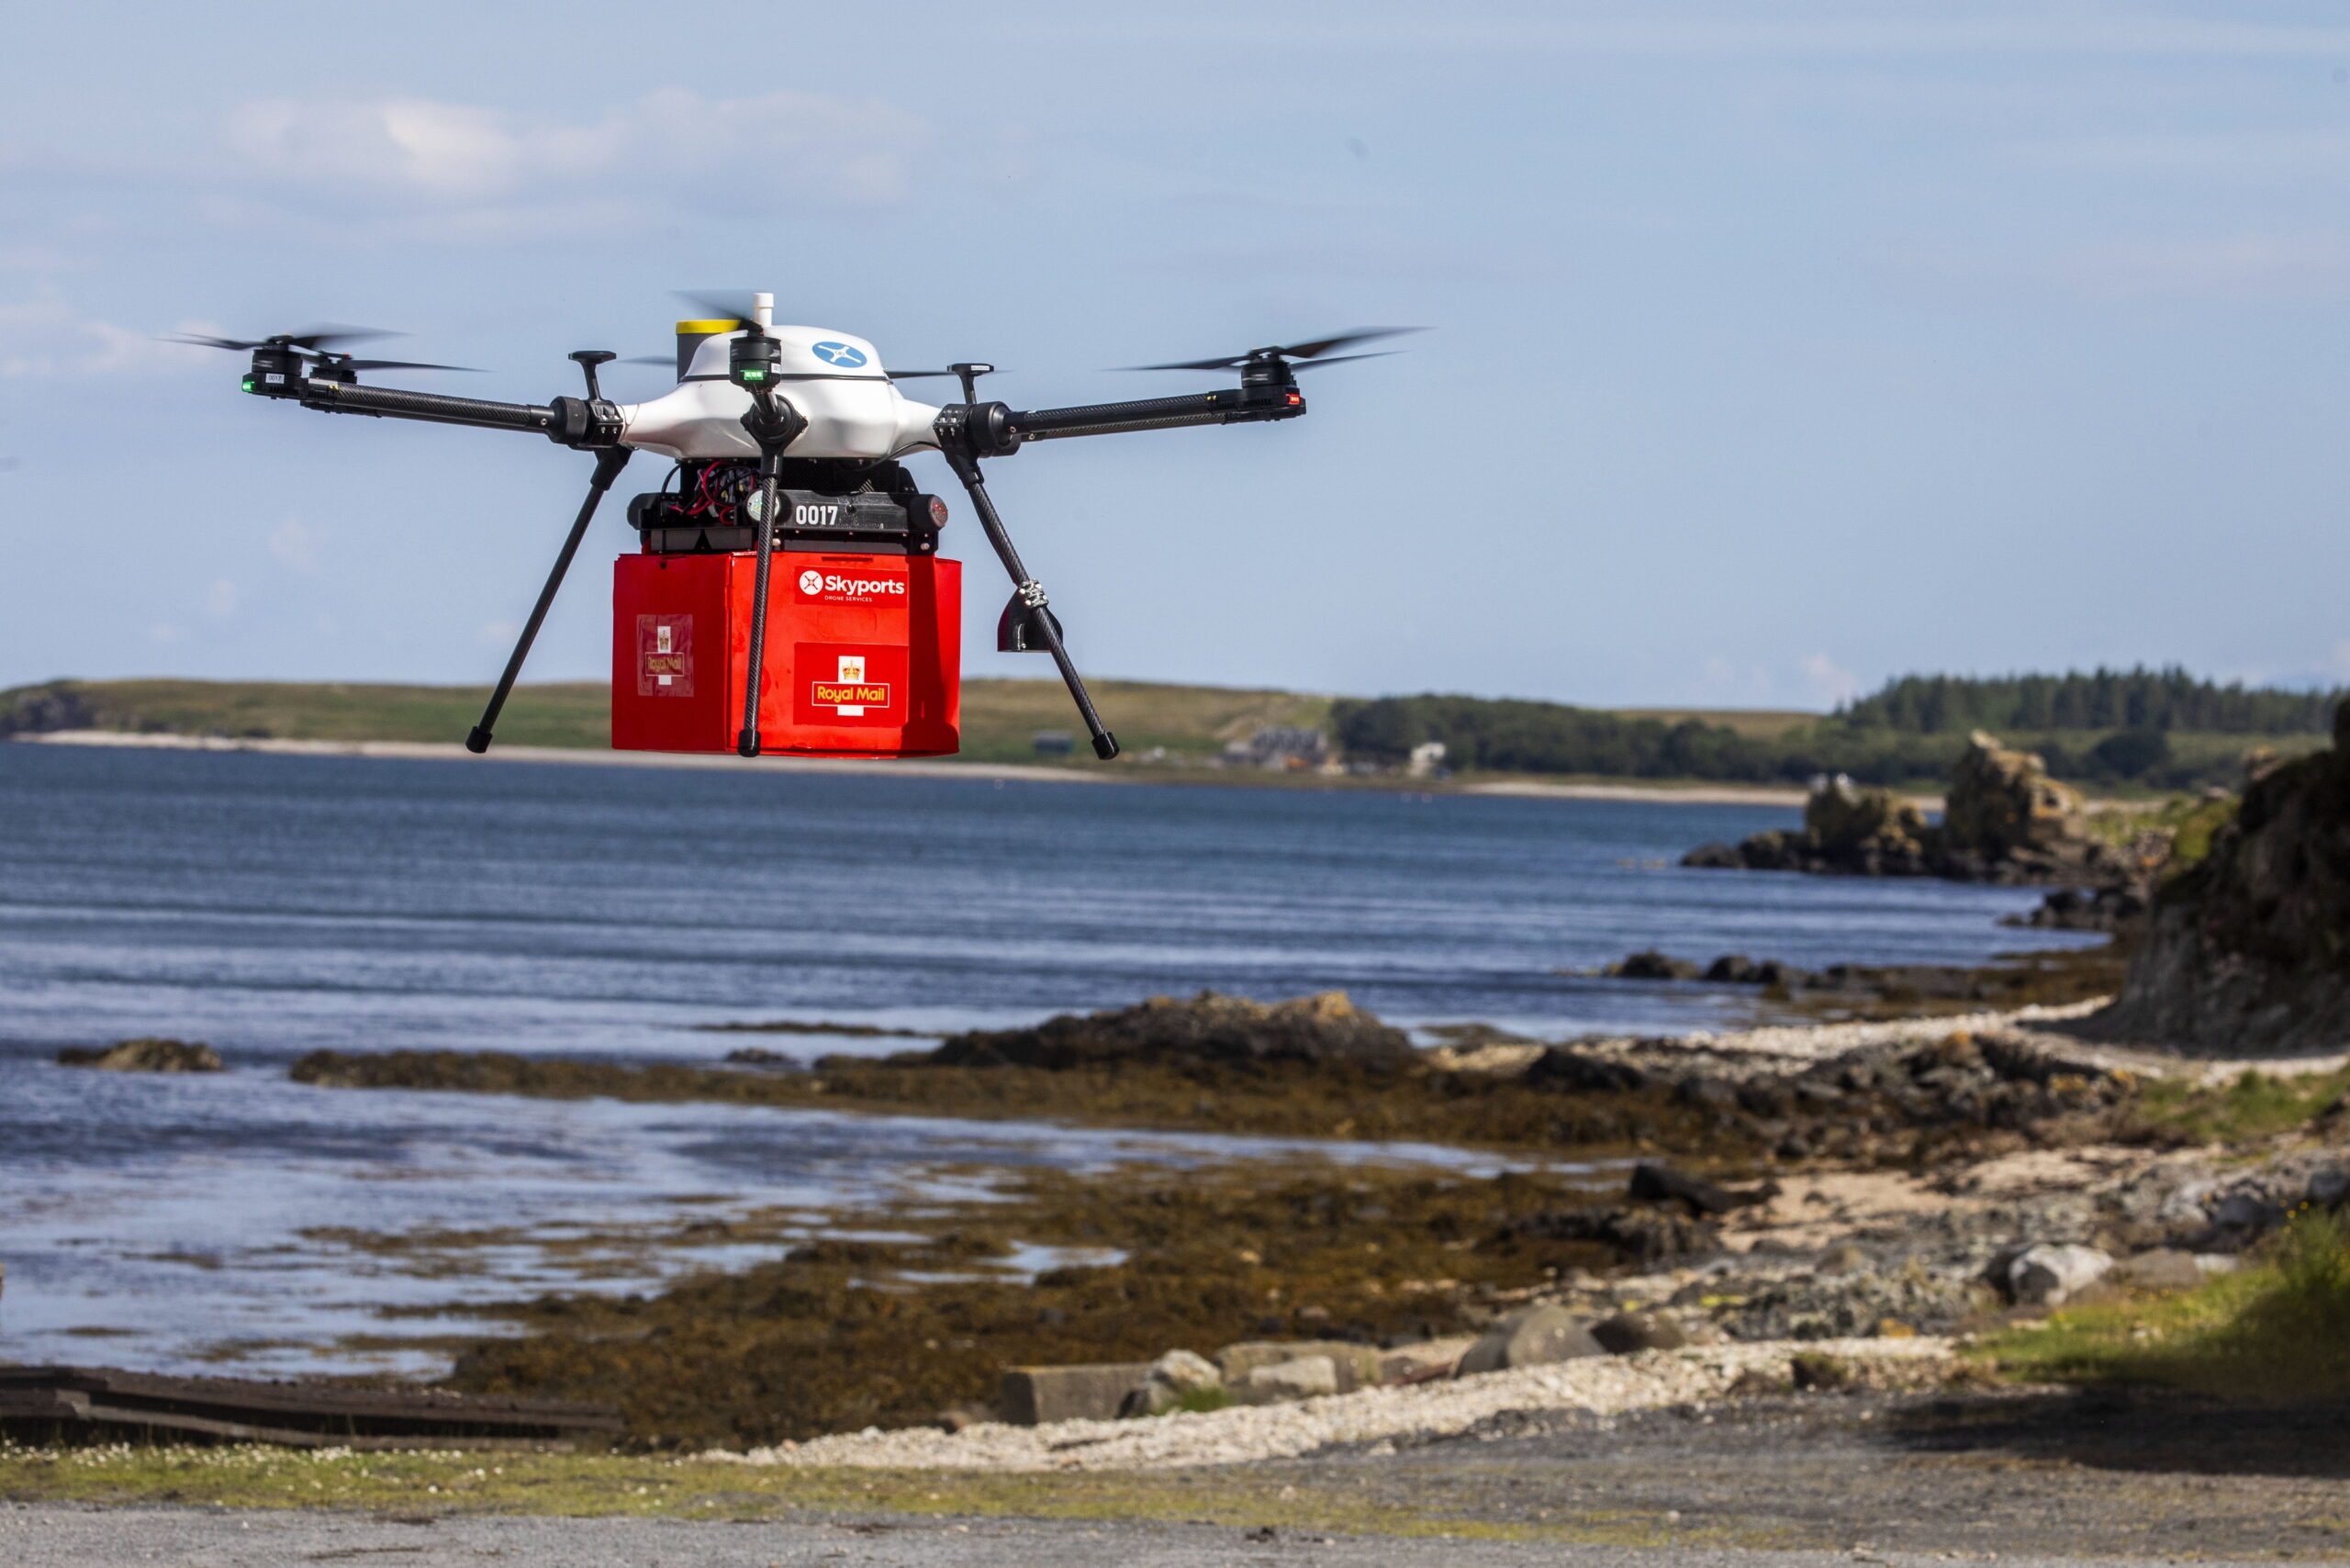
[4,2,2347,710]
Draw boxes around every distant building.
[1220,725,1332,769]
[1406,740,1448,778]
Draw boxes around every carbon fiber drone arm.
[260,373,622,449]
[934,386,1304,457]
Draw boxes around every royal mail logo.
[812,681,891,706]
[635,614,693,698]
[811,652,890,716]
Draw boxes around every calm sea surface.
[0,743,2090,1374]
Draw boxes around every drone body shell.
[616,324,942,463]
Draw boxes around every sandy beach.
[11,730,1874,806]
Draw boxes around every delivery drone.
[179,295,1409,762]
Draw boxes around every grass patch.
[2132,1065,2350,1146]
[0,1443,1736,1544]
[1168,1386,1232,1416]
[1982,1208,2350,1403]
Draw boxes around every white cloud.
[204,578,239,619]
[1799,652,1863,706]
[1059,13,2350,62]
[220,88,928,227]
[1891,230,2350,303]
[0,243,73,272]
[268,517,323,574]
[0,293,224,378]
[1699,655,1776,702]
[2020,129,2350,182]
[2057,233,2350,300]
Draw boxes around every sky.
[3,1,2347,711]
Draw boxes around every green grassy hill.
[0,677,1330,767]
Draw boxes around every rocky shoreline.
[256,982,2350,1450]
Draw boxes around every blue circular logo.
[811,341,867,368]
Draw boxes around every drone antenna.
[950,363,994,403]
[568,350,615,400]
[752,292,774,333]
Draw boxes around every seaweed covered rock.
[1604,950,1700,981]
[1684,778,1935,878]
[57,1037,222,1073]
[932,991,1418,1071]
[2093,705,2350,1055]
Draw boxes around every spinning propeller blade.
[1118,326,1423,373]
[1291,351,1399,372]
[675,292,761,327]
[166,323,408,356]
[340,358,482,374]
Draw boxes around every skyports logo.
[798,571,906,601]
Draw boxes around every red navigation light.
[929,496,950,528]
[1284,390,1302,407]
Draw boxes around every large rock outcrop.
[1684,733,2135,886]
[2088,703,2350,1055]
[1938,731,2098,878]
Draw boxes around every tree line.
[1332,674,2344,789]
[1837,667,2340,735]
[1330,695,1954,785]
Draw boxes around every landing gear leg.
[733,396,807,758]
[942,450,1118,760]
[466,446,632,755]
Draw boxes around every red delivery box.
[611,551,962,757]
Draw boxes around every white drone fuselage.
[615,321,945,465]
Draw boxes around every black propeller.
[1119,327,1423,373]
[892,363,998,400]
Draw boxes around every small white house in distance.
[1407,741,1448,778]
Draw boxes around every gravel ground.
[0,1502,2317,1568]
[724,1339,1953,1472]
[1654,999,2350,1082]
[1295,1386,2350,1559]
[1667,1001,2107,1066]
